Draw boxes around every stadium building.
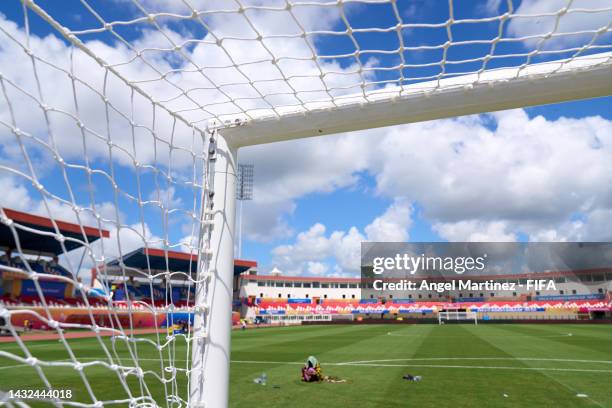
[236,268,612,324]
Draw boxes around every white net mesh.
[4,0,612,126]
[0,0,611,407]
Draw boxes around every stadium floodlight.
[236,164,254,202]
[0,1,611,407]
[236,164,254,259]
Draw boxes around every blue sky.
[0,0,611,278]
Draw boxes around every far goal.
[438,311,478,325]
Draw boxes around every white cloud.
[240,200,295,243]
[270,222,364,275]
[480,0,503,16]
[370,109,612,228]
[147,186,183,209]
[528,208,612,242]
[306,261,329,276]
[270,199,413,275]
[433,220,517,242]
[365,198,412,242]
[0,175,34,211]
[507,0,612,48]
[0,16,201,171]
[575,209,612,241]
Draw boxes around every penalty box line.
[231,358,612,373]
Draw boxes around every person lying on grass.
[301,356,322,382]
[301,356,348,383]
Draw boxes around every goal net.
[0,0,610,407]
[438,311,478,325]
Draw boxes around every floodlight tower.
[236,163,254,259]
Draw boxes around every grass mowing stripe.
[469,324,609,407]
[231,324,379,384]
[1,324,611,408]
[491,324,612,355]
[423,325,590,406]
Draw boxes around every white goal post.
[0,1,611,407]
[438,311,478,325]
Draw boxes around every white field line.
[2,357,612,373]
[230,359,612,373]
[337,357,612,365]
[332,363,612,373]
[2,356,610,365]
[386,332,575,338]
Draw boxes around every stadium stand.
[2,207,610,330]
[0,208,111,330]
[0,208,257,330]
[97,248,256,308]
[237,270,612,323]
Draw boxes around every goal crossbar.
[223,52,612,147]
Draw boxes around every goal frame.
[438,311,478,325]
[203,53,611,406]
[202,53,611,405]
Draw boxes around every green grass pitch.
[1,324,611,407]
